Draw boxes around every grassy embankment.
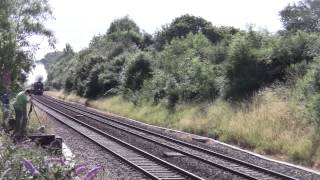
[47,89,320,169]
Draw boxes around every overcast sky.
[34,0,299,59]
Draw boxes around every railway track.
[33,96,202,180]
[34,95,300,180]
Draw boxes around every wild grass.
[46,90,88,105]
[28,104,54,134]
[47,89,320,169]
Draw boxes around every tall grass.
[28,105,54,134]
[47,89,320,168]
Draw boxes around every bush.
[155,14,224,49]
[225,32,269,99]
[64,75,75,92]
[142,70,169,104]
[157,33,221,102]
[107,16,140,35]
[293,58,320,125]
[122,52,153,91]
[84,65,102,98]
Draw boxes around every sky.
[33,0,300,60]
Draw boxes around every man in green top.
[13,89,32,141]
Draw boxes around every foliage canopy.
[45,1,320,123]
[0,0,54,92]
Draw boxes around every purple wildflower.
[32,169,40,176]
[83,166,102,180]
[74,164,87,176]
[21,159,40,177]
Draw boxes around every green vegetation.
[280,0,320,32]
[43,0,320,168]
[0,0,55,92]
[0,132,72,179]
[0,131,108,179]
[0,106,108,179]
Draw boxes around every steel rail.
[33,98,203,180]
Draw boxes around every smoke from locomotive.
[33,76,44,95]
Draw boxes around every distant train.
[33,81,44,95]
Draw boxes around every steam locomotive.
[33,81,44,95]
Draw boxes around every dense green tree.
[155,14,224,49]
[39,51,64,68]
[140,32,154,49]
[280,0,320,32]
[44,8,320,112]
[159,33,213,73]
[122,52,153,91]
[63,43,74,55]
[97,54,127,95]
[157,33,221,103]
[107,16,140,35]
[292,58,320,125]
[64,74,75,92]
[84,65,101,98]
[270,31,318,81]
[225,31,271,99]
[75,56,103,95]
[0,0,54,91]
[88,17,143,58]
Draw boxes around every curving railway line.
[33,95,301,180]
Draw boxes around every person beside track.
[13,89,33,141]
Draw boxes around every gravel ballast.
[35,101,149,180]
[36,96,243,179]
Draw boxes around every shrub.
[154,14,224,49]
[225,33,269,99]
[157,33,221,103]
[107,16,140,35]
[84,65,102,98]
[122,52,153,91]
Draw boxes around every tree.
[91,17,143,53]
[39,51,64,68]
[156,33,220,102]
[155,14,223,49]
[122,52,153,91]
[225,33,270,99]
[107,16,140,35]
[0,0,55,91]
[280,0,320,32]
[63,43,74,55]
[84,65,101,98]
